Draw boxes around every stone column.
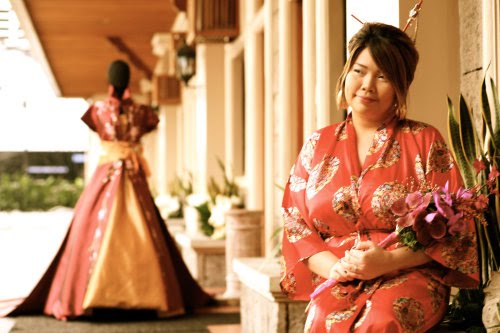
[193,43,226,193]
[151,33,179,196]
[264,0,277,256]
[277,0,298,190]
[223,209,264,299]
[315,0,345,128]
[482,0,500,84]
[303,0,317,140]
[244,30,265,210]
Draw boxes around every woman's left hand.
[341,240,393,280]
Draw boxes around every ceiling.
[21,0,180,98]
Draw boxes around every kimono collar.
[344,112,400,174]
[107,85,132,101]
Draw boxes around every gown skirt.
[2,159,211,320]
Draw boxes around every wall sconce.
[176,39,196,85]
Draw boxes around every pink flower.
[396,213,415,229]
[489,165,499,182]
[413,211,447,245]
[473,159,486,173]
[440,181,453,206]
[433,192,454,219]
[474,195,489,211]
[413,211,433,246]
[457,187,473,200]
[391,197,408,216]
[406,192,432,217]
[428,215,448,240]
[424,212,449,240]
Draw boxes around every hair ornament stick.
[350,14,364,25]
[403,0,424,32]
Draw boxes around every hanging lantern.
[176,40,196,85]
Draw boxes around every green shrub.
[0,174,83,211]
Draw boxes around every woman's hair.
[336,22,419,119]
[108,60,130,98]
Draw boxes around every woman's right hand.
[328,259,356,282]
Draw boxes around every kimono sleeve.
[280,131,332,300]
[420,126,479,289]
[81,104,97,132]
[142,106,159,133]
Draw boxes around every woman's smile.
[356,95,377,104]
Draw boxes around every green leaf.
[459,95,478,166]
[489,78,500,151]
[447,96,475,188]
[481,77,497,153]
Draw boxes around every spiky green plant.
[445,75,500,331]
[447,76,500,285]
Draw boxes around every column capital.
[151,33,174,57]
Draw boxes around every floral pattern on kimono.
[280,115,479,332]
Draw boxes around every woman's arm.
[305,250,357,282]
[342,241,432,280]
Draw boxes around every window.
[345,0,399,45]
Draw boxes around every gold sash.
[99,140,151,177]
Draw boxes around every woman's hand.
[328,260,357,282]
[340,240,394,280]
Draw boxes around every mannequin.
[1,59,213,320]
[107,59,130,101]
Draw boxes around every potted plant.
[184,158,244,238]
[446,76,500,332]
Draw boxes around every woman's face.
[344,48,396,123]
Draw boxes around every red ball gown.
[1,91,211,320]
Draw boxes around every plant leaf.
[459,95,478,166]
[489,77,500,151]
[481,77,497,153]
[447,96,475,187]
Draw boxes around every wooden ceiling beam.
[107,36,153,79]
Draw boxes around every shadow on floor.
[7,311,240,333]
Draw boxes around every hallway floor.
[0,209,241,333]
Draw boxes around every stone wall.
[459,0,484,120]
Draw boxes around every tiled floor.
[0,210,242,333]
[199,287,241,332]
[207,323,241,333]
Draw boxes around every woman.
[3,60,212,320]
[280,23,479,332]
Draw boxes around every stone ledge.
[175,232,225,253]
[233,257,283,301]
[233,257,308,333]
[174,232,226,288]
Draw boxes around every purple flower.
[440,181,453,206]
[433,191,454,219]
[414,211,447,245]
[456,187,473,200]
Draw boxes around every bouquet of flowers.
[310,170,498,299]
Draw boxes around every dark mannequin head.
[107,60,130,99]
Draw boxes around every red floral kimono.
[3,93,211,320]
[280,115,479,332]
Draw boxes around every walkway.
[0,209,240,333]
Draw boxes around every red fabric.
[280,116,479,332]
[5,94,211,320]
